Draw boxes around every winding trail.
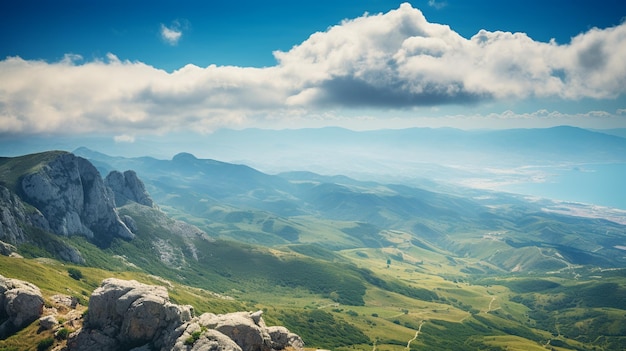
[406,320,425,350]
[487,296,496,312]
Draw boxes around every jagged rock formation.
[68,278,304,351]
[19,153,134,244]
[0,274,44,338]
[105,170,155,208]
[0,184,49,246]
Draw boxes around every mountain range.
[0,130,626,350]
[0,128,626,350]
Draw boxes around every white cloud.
[114,134,135,143]
[160,21,183,45]
[1,3,625,136]
[428,0,447,9]
[275,3,626,106]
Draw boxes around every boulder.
[266,326,305,350]
[69,278,193,350]
[39,315,59,330]
[51,294,80,309]
[172,326,242,351]
[198,312,272,351]
[0,275,44,338]
[0,241,17,257]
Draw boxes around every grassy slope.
[0,151,67,192]
[4,220,626,350]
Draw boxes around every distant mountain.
[592,128,626,139]
[75,148,626,272]
[6,126,626,175]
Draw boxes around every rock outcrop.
[19,153,133,245]
[0,274,44,338]
[0,187,84,261]
[0,184,49,246]
[68,278,304,351]
[105,170,155,208]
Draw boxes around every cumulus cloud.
[276,3,626,106]
[160,21,184,45]
[1,3,625,136]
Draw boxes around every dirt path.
[406,320,425,350]
[487,296,496,312]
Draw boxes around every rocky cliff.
[105,170,155,208]
[0,184,49,245]
[19,153,134,245]
[0,152,140,251]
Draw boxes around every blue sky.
[4,1,625,70]
[1,0,626,137]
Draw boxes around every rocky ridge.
[19,153,134,244]
[0,152,166,257]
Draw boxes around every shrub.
[37,337,54,351]
[184,330,203,345]
[56,327,70,340]
[67,267,83,280]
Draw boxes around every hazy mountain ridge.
[75,148,626,272]
[9,125,624,210]
[4,125,626,172]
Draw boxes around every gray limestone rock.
[51,294,80,309]
[0,275,44,338]
[266,326,305,350]
[39,315,59,330]
[0,185,49,246]
[71,278,193,350]
[200,312,272,351]
[68,278,304,351]
[0,241,17,257]
[19,153,133,245]
[173,328,242,351]
[105,170,155,208]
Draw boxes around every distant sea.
[499,163,626,210]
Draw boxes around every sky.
[1,0,626,139]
